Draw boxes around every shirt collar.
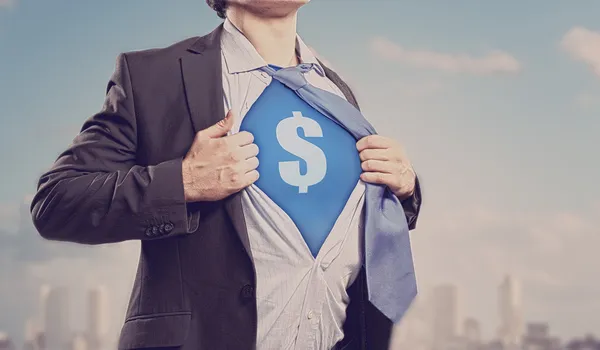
[221,18,325,76]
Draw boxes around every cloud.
[561,26,600,78]
[0,0,15,8]
[408,203,600,339]
[370,37,521,75]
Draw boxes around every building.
[565,335,600,350]
[521,322,561,350]
[0,332,14,350]
[497,275,524,347]
[42,286,70,350]
[69,333,89,350]
[87,286,109,350]
[23,318,44,350]
[432,284,460,349]
[463,317,482,348]
[22,333,44,350]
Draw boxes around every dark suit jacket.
[31,24,422,350]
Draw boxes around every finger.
[360,172,395,186]
[242,169,260,187]
[239,156,259,172]
[356,135,395,152]
[228,131,254,147]
[196,110,234,139]
[238,143,259,159]
[359,148,392,162]
[361,159,396,174]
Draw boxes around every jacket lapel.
[181,25,225,131]
[180,24,253,259]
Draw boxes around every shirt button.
[307,310,314,319]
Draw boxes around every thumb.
[197,110,235,139]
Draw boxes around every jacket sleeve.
[401,176,422,230]
[30,53,199,245]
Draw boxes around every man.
[31,0,422,349]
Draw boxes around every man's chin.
[232,0,310,18]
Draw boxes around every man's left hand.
[356,135,416,200]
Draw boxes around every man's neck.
[227,7,300,67]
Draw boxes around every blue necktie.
[261,64,417,323]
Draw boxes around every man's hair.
[206,0,228,19]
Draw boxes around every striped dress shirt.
[220,18,366,350]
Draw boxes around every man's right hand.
[182,110,259,202]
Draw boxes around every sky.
[1,0,600,347]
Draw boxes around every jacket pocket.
[118,312,192,349]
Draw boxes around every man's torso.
[114,25,393,350]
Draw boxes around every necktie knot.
[260,64,314,91]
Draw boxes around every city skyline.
[1,275,596,350]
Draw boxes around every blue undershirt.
[239,65,362,256]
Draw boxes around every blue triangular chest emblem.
[239,78,361,256]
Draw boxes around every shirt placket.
[295,265,326,350]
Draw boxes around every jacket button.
[144,227,153,237]
[164,222,174,233]
[240,284,254,300]
[158,223,165,234]
[151,226,159,236]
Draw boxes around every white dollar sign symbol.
[276,111,327,193]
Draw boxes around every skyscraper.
[42,286,70,350]
[38,285,51,332]
[391,292,434,350]
[432,284,460,349]
[87,286,109,350]
[463,317,481,345]
[497,275,524,347]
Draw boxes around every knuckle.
[213,138,226,149]
[229,171,241,186]
[224,149,238,162]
